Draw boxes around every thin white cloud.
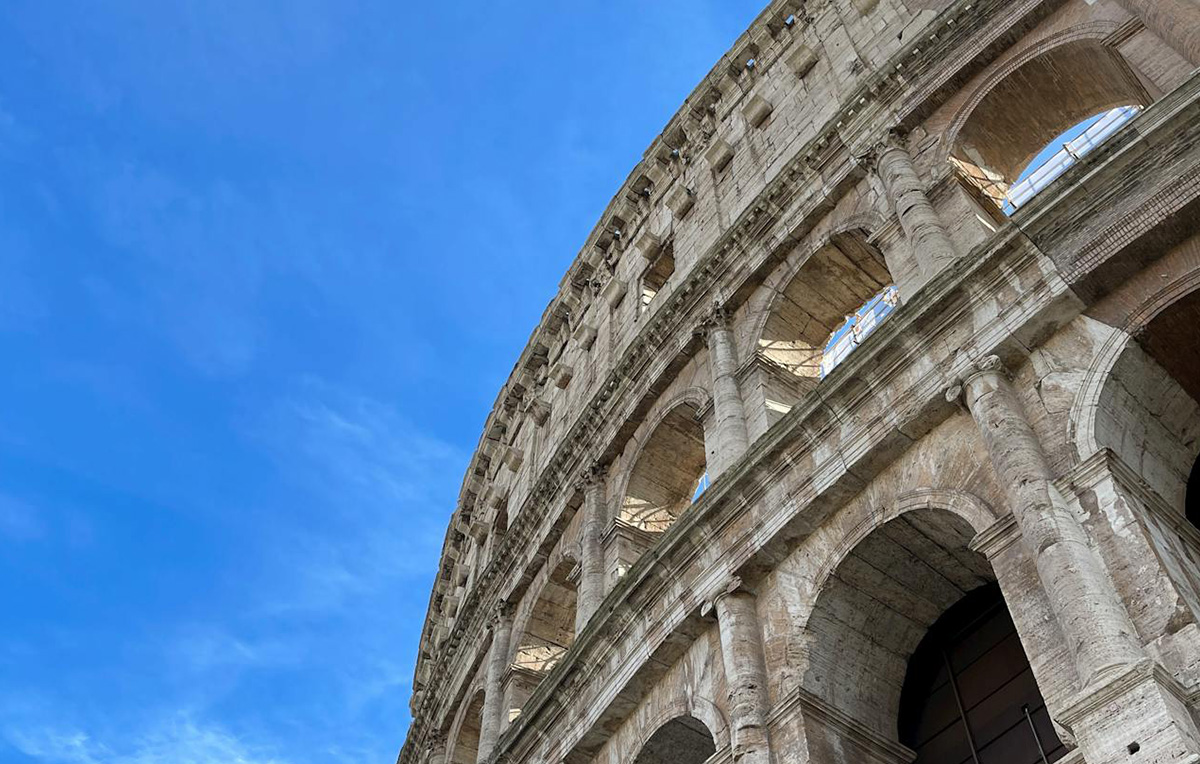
[6,716,290,764]
[247,377,461,615]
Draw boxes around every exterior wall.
[591,630,731,764]
[401,1,1200,763]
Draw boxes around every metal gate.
[898,584,1066,764]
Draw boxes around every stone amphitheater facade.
[398,2,1200,763]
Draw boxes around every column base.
[1059,659,1200,764]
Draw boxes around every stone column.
[873,134,957,281]
[1115,0,1200,65]
[712,579,773,764]
[951,355,1143,686]
[477,604,514,764]
[702,307,751,480]
[576,463,608,633]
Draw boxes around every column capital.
[425,731,446,752]
[577,461,608,490]
[488,600,516,629]
[965,353,1006,380]
[859,128,909,172]
[946,354,1008,408]
[694,301,734,341]
[700,575,756,616]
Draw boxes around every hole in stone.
[1127,742,1141,755]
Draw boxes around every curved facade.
[399,2,1200,763]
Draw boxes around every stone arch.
[751,227,896,382]
[744,226,897,371]
[505,557,579,722]
[1073,278,1200,516]
[1070,268,1200,466]
[629,713,718,764]
[942,30,1150,191]
[447,688,486,764]
[615,391,710,533]
[827,210,887,241]
[806,490,1000,610]
[798,499,1017,749]
[625,695,730,761]
[513,558,577,675]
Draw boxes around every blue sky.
[0,3,763,763]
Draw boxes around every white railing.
[819,285,901,378]
[1005,106,1140,211]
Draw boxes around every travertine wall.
[400,1,1200,763]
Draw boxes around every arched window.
[506,560,578,721]
[448,691,485,764]
[759,230,897,382]
[513,561,577,675]
[1095,289,1200,530]
[899,584,1065,764]
[948,40,1149,215]
[632,715,716,764]
[620,403,707,533]
[819,285,900,378]
[1000,106,1141,213]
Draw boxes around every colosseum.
[397,1,1200,763]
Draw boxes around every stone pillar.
[477,604,514,764]
[576,463,608,633]
[953,356,1200,764]
[1115,0,1200,65]
[952,355,1142,684]
[702,307,751,479]
[712,579,773,764]
[873,134,957,281]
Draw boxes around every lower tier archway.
[800,507,1064,763]
[899,583,1066,764]
[631,715,716,764]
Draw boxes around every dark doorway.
[632,715,716,764]
[899,584,1066,764]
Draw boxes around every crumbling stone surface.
[402,2,1200,763]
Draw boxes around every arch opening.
[632,715,717,764]
[513,559,577,675]
[505,559,578,722]
[949,41,1148,215]
[758,229,897,383]
[620,402,707,533]
[800,509,1062,762]
[1095,289,1200,526]
[1000,106,1140,213]
[448,690,485,764]
[898,583,1066,764]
